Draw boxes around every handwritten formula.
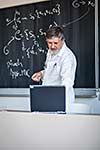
[0,0,95,87]
[2,3,60,80]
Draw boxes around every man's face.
[46,37,64,52]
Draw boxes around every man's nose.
[51,43,55,49]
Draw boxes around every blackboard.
[0,0,95,88]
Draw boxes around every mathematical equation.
[72,0,95,8]
[1,0,94,80]
[6,3,60,30]
[6,59,30,79]
[2,3,61,79]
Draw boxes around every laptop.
[30,85,66,114]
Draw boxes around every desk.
[0,111,100,150]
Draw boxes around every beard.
[49,48,60,55]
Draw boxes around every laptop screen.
[30,85,66,113]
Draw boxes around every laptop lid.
[30,85,66,113]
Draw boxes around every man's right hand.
[31,71,43,82]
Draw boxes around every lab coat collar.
[56,42,68,57]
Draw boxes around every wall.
[0,0,49,8]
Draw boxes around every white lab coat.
[42,42,77,112]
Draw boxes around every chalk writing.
[3,3,61,57]
[62,0,95,27]
[6,10,21,30]
[6,59,30,79]
[6,4,61,31]
[9,68,30,79]
[2,3,61,80]
[39,29,46,36]
[1,1,94,82]
[3,28,46,57]
[3,36,15,55]
[29,4,60,20]
[62,7,90,27]
[72,0,95,8]
[6,59,23,69]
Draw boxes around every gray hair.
[46,26,65,41]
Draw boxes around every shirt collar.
[56,42,67,57]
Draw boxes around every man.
[31,26,77,112]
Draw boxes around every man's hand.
[31,71,42,82]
